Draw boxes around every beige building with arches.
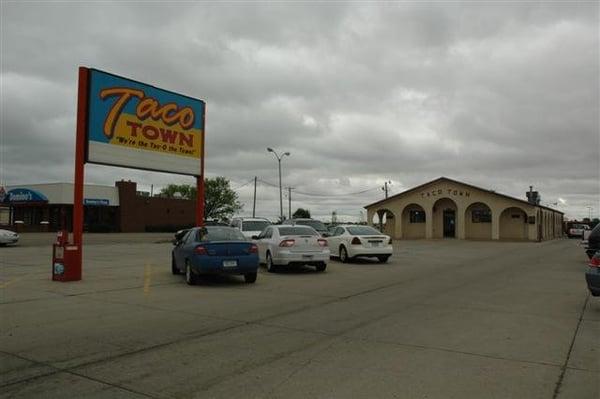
[365,177,563,241]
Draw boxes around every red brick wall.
[116,181,196,232]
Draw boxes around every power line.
[257,178,380,197]
[231,178,256,190]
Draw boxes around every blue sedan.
[171,226,259,285]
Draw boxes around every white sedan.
[0,229,19,246]
[327,225,392,263]
[253,225,330,272]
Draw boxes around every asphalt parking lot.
[1,234,598,398]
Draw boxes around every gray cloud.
[1,1,598,220]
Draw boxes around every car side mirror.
[171,239,179,245]
[252,235,259,240]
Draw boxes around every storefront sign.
[420,188,470,198]
[86,69,205,176]
[4,188,48,203]
[84,198,110,206]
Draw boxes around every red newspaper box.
[52,231,82,281]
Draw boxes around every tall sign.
[65,67,206,281]
[86,69,205,175]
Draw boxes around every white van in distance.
[230,217,272,240]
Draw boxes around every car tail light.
[388,237,393,244]
[317,239,328,247]
[249,244,258,254]
[194,245,207,255]
[279,239,295,247]
[351,237,361,245]
[589,256,600,268]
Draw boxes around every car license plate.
[371,242,381,247]
[223,260,237,267]
[302,255,313,259]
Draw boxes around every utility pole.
[288,187,292,220]
[252,176,257,217]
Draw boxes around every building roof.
[364,177,563,214]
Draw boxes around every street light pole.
[267,148,290,221]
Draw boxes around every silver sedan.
[253,225,330,272]
[0,229,19,246]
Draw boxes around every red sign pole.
[196,105,206,227]
[71,66,89,280]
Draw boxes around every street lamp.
[267,148,291,221]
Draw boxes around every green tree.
[160,184,195,199]
[293,208,311,218]
[159,177,242,220]
[204,177,243,220]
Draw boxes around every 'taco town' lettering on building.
[421,188,471,198]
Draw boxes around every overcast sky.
[1,1,598,221]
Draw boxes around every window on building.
[409,210,426,223]
[472,208,491,223]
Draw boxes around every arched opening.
[432,198,458,238]
[465,202,492,240]
[401,203,426,239]
[372,209,395,237]
[499,207,528,240]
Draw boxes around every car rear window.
[294,220,327,232]
[198,227,247,241]
[278,226,318,236]
[347,226,382,235]
[242,221,271,231]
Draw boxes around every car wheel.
[339,246,349,263]
[266,252,277,273]
[315,262,327,272]
[244,272,257,283]
[377,255,390,263]
[171,255,180,275]
[185,261,197,285]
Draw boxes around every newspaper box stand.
[52,230,82,281]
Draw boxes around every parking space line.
[143,263,152,296]
[0,276,25,289]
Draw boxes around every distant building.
[0,181,196,232]
[364,177,563,241]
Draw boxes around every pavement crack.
[551,294,590,399]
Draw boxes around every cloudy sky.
[1,1,598,221]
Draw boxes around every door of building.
[443,209,456,238]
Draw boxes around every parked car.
[0,229,19,246]
[230,217,272,240]
[171,226,259,285]
[327,225,393,263]
[568,223,590,238]
[253,225,329,272]
[289,218,330,237]
[585,223,600,259]
[585,250,600,296]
